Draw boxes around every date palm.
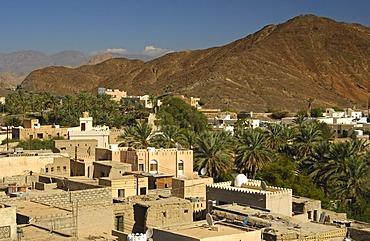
[235,129,273,179]
[179,129,197,150]
[193,131,233,179]
[120,122,154,148]
[265,124,284,150]
[294,121,323,160]
[152,125,182,148]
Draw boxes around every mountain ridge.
[20,15,370,111]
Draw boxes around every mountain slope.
[20,15,370,111]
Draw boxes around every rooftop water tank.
[234,174,248,187]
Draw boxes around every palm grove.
[3,91,370,222]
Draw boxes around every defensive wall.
[207,181,292,216]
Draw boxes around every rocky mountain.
[50,50,88,67]
[20,15,370,111]
[0,50,153,87]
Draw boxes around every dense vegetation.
[4,91,149,127]
[4,91,370,222]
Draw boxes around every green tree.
[178,129,197,150]
[293,120,323,160]
[193,131,233,180]
[155,97,208,132]
[235,129,273,179]
[120,122,154,148]
[152,125,182,148]
[265,124,284,150]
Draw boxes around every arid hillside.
[20,15,370,111]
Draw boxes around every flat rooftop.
[18,225,74,241]
[214,204,345,238]
[158,220,252,239]
[13,200,70,217]
[136,196,190,207]
[94,161,131,168]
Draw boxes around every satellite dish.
[206,213,214,226]
[176,143,182,151]
[145,228,153,239]
[261,181,267,191]
[200,168,207,176]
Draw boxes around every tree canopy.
[155,97,208,132]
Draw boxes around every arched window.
[178,160,184,176]
[150,160,158,174]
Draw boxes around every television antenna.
[145,228,153,239]
[200,168,207,176]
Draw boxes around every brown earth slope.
[21,15,370,111]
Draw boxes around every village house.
[12,118,68,140]
[68,112,110,148]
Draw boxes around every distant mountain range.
[15,15,370,111]
[0,50,153,86]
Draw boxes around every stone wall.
[207,181,293,216]
[2,175,38,186]
[30,187,112,210]
[38,175,101,191]
[30,212,75,236]
[0,205,17,241]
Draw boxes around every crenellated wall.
[207,181,293,216]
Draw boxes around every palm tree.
[152,125,182,148]
[293,120,323,160]
[265,124,284,150]
[193,131,233,179]
[179,129,197,150]
[293,114,307,127]
[120,122,153,148]
[332,157,370,203]
[234,129,273,179]
[307,139,368,200]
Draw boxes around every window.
[184,209,188,213]
[139,164,144,171]
[115,215,124,231]
[57,166,60,172]
[63,166,67,172]
[37,133,43,139]
[149,160,158,173]
[118,189,125,197]
[81,123,86,131]
[178,160,184,176]
[51,167,54,172]
[140,187,146,195]
[45,167,49,173]
[61,147,66,150]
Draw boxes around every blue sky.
[1,0,369,56]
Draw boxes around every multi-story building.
[96,146,194,178]
[98,88,128,102]
[207,175,293,217]
[68,112,110,148]
[121,147,193,177]
[12,118,68,140]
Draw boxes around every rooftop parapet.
[207,181,292,196]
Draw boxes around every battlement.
[207,180,292,196]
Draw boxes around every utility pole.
[74,146,77,161]
[6,126,9,151]
[135,174,139,195]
